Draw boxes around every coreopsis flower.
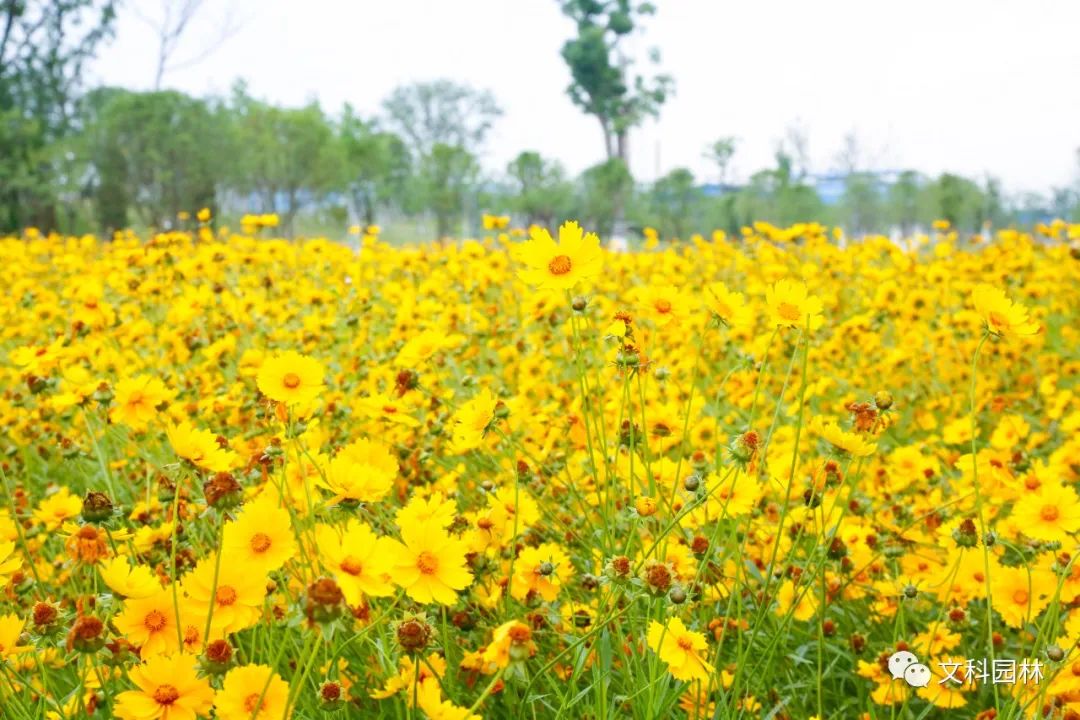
[390,516,473,605]
[221,493,297,574]
[34,486,84,530]
[0,540,21,584]
[766,278,823,330]
[991,563,1054,628]
[971,283,1040,337]
[114,588,183,657]
[166,421,239,473]
[647,617,714,682]
[395,329,464,367]
[355,392,422,427]
[256,350,325,406]
[315,520,396,605]
[815,419,877,458]
[639,284,698,327]
[395,492,457,530]
[63,523,111,564]
[514,220,602,290]
[113,652,214,720]
[99,555,159,599]
[449,388,499,453]
[0,614,29,659]
[511,542,573,602]
[214,664,291,720]
[705,281,753,327]
[1010,482,1080,542]
[109,375,176,430]
[481,620,537,668]
[319,437,398,504]
[180,553,265,635]
[371,654,446,703]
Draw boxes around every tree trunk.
[599,117,614,160]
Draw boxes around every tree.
[338,106,412,226]
[578,158,633,237]
[648,167,701,239]
[418,143,478,240]
[0,0,118,230]
[886,170,922,235]
[132,0,244,90]
[228,88,340,234]
[506,151,573,228]
[84,89,223,229]
[557,0,672,166]
[703,137,737,186]
[381,80,501,158]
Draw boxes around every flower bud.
[67,615,105,653]
[305,577,346,624]
[396,614,432,655]
[81,491,114,524]
[634,496,657,517]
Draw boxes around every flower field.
[1,219,1079,719]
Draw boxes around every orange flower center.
[655,299,673,314]
[244,693,264,713]
[216,586,238,606]
[1013,589,1029,605]
[548,255,573,275]
[417,551,440,575]
[341,556,364,576]
[988,311,1008,330]
[777,302,801,322]
[1040,505,1060,522]
[153,684,180,705]
[250,533,273,554]
[144,609,168,632]
[677,636,694,651]
[382,405,398,414]
[282,372,302,389]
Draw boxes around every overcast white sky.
[92,0,1080,195]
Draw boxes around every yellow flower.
[705,281,752,327]
[0,613,29,659]
[766,278,823,330]
[315,520,396,605]
[196,207,211,222]
[515,221,602,290]
[990,562,1054,628]
[99,555,160,599]
[972,283,1039,337]
[816,419,877,458]
[396,492,457,530]
[114,652,215,720]
[256,350,325,406]
[481,620,537,668]
[355,392,422,427]
[319,437,398,504]
[166,421,239,473]
[110,375,176,430]
[639,284,697,327]
[390,517,473,605]
[221,494,297,574]
[34,487,83,531]
[1010,482,1080,542]
[113,588,183,658]
[511,543,573,602]
[449,388,499,453]
[181,553,265,635]
[0,540,21,584]
[647,617,714,682]
[214,664,291,720]
[395,329,463,367]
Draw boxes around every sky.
[92,0,1080,195]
